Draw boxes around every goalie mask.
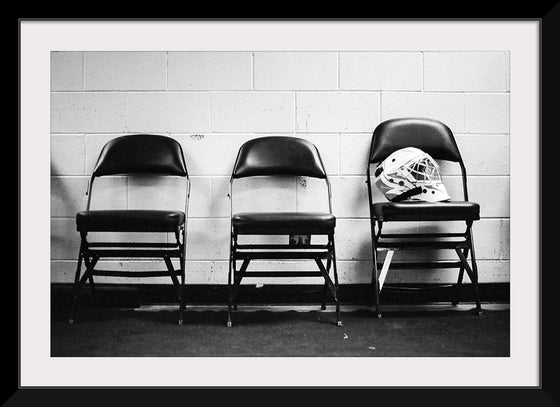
[373,147,450,202]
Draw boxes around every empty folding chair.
[366,118,482,318]
[227,136,341,327]
[69,134,190,325]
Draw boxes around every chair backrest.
[231,136,327,179]
[92,134,188,178]
[369,118,463,164]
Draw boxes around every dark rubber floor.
[51,305,509,357]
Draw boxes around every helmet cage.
[374,148,450,202]
[400,155,442,185]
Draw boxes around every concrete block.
[233,176,297,213]
[128,176,189,212]
[168,52,252,90]
[51,51,83,91]
[177,134,254,176]
[210,176,233,218]
[340,52,422,90]
[184,177,213,218]
[424,52,508,91]
[335,219,373,261]
[296,92,380,133]
[340,134,373,175]
[443,176,509,218]
[439,134,510,176]
[84,51,166,91]
[465,93,510,134]
[51,177,88,217]
[87,176,128,210]
[254,52,338,90]
[126,93,210,133]
[211,92,294,132]
[51,135,86,175]
[295,177,331,214]
[330,176,369,218]
[51,218,81,260]
[381,92,464,133]
[51,93,127,133]
[296,176,368,218]
[294,133,340,175]
[186,219,230,260]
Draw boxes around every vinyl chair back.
[70,134,190,325]
[366,118,482,317]
[232,136,328,179]
[227,136,341,327]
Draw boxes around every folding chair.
[69,134,190,325]
[366,118,482,318]
[227,136,341,327]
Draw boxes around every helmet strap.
[391,186,423,202]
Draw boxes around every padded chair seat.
[372,201,480,222]
[76,210,185,232]
[232,212,336,234]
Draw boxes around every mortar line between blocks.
[379,92,383,121]
[504,52,510,92]
[251,52,255,90]
[338,133,341,174]
[81,52,85,91]
[208,92,212,132]
[337,52,340,90]
[463,92,466,132]
[82,133,87,174]
[294,92,297,132]
[165,51,169,91]
[421,51,425,91]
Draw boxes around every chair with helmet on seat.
[69,134,190,325]
[227,136,341,327]
[366,118,482,318]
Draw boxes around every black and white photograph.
[19,19,541,390]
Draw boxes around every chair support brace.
[227,234,342,327]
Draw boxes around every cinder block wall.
[51,51,510,285]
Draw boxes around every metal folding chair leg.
[180,235,187,312]
[180,273,186,311]
[320,258,331,310]
[82,255,97,302]
[68,252,97,324]
[232,259,243,311]
[88,275,96,300]
[370,227,382,318]
[230,259,249,317]
[329,235,342,326]
[455,246,482,316]
[163,256,184,325]
[452,247,469,305]
[468,233,482,315]
[227,257,233,328]
[314,260,342,326]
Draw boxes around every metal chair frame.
[227,139,341,327]
[69,136,190,325]
[366,121,482,318]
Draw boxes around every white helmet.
[373,147,450,202]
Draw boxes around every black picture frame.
[14,9,551,404]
